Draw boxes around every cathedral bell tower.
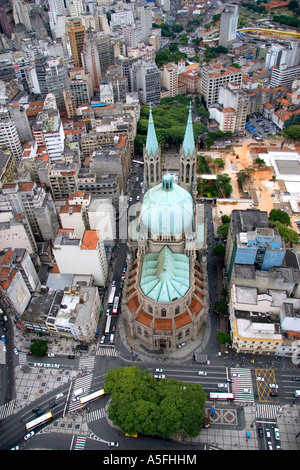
[143,104,161,191]
[179,102,197,200]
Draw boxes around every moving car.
[154,374,165,380]
[265,428,271,438]
[108,441,119,447]
[269,384,278,389]
[218,383,227,389]
[258,426,263,438]
[13,348,19,356]
[242,388,251,394]
[198,371,207,376]
[274,428,280,440]
[155,368,163,373]
[49,401,58,409]
[256,377,264,381]
[56,393,63,399]
[24,431,34,441]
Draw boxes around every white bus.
[108,286,116,306]
[112,296,119,315]
[80,389,105,405]
[25,412,53,431]
[105,315,112,335]
[209,392,235,401]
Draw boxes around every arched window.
[161,308,166,317]
[175,306,179,315]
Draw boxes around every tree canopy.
[134,97,206,154]
[104,366,207,438]
[30,339,48,356]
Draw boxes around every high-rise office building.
[45,58,69,111]
[218,4,238,49]
[66,17,86,67]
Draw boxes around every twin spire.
[145,102,195,158]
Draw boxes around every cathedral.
[122,104,208,355]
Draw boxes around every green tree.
[212,244,225,257]
[214,301,228,315]
[217,223,230,238]
[269,221,299,245]
[30,339,48,356]
[217,331,231,345]
[283,125,300,140]
[269,209,291,226]
[104,366,206,438]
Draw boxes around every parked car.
[258,426,263,438]
[13,348,19,356]
[100,335,105,344]
[265,428,271,438]
[292,377,300,381]
[48,353,55,357]
[256,377,264,381]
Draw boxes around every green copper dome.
[140,246,190,302]
[140,173,193,235]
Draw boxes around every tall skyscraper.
[66,17,86,67]
[218,4,238,49]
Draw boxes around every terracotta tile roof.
[189,296,202,316]
[81,230,100,250]
[174,311,191,328]
[153,318,173,331]
[128,295,140,314]
[0,268,17,290]
[136,309,152,327]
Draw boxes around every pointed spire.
[182,101,195,157]
[146,104,159,156]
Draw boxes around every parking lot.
[246,113,280,141]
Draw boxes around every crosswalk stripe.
[18,352,27,365]
[230,368,255,402]
[0,399,16,419]
[68,373,93,412]
[95,347,119,356]
[256,404,280,420]
[74,436,86,450]
[86,408,105,423]
[79,356,95,371]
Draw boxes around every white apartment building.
[87,198,116,242]
[0,118,23,165]
[53,229,108,286]
[161,62,178,98]
[218,4,239,49]
[0,267,31,315]
[201,63,243,107]
[111,10,134,27]
[210,82,249,132]
[52,285,101,343]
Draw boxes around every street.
[0,168,299,451]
